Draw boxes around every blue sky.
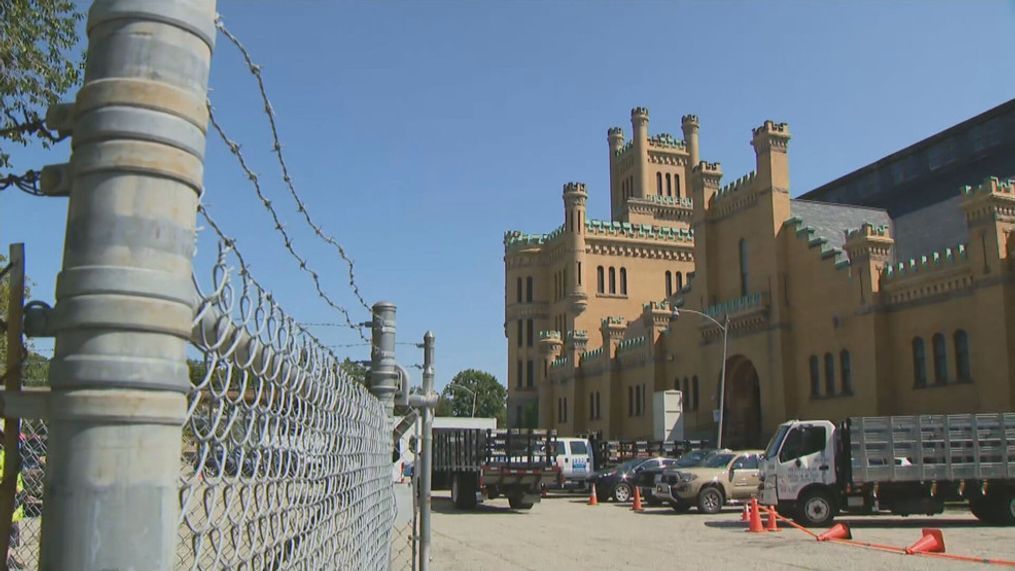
[3,1,1014,392]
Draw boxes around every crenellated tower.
[563,181,589,313]
[681,115,700,168]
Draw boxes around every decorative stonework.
[751,120,791,153]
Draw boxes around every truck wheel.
[796,489,836,527]
[508,496,534,510]
[452,474,477,510]
[970,498,999,524]
[671,500,691,513]
[697,487,724,514]
[1004,491,1015,526]
[613,483,632,503]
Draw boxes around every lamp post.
[444,383,478,418]
[671,309,731,449]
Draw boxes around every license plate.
[655,484,669,494]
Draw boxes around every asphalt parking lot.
[430,491,1015,570]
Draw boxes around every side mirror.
[794,458,802,468]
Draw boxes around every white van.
[552,437,594,489]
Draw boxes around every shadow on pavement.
[838,517,992,530]
[431,496,524,516]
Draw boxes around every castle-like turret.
[563,181,589,313]
[681,115,700,167]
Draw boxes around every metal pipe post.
[40,2,216,568]
[418,331,435,571]
[369,301,398,417]
[716,313,730,450]
[0,244,25,562]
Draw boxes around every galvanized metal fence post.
[0,244,25,565]
[419,331,435,571]
[370,302,399,418]
[39,1,216,568]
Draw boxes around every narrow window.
[840,350,852,395]
[597,266,605,293]
[526,319,533,347]
[553,274,558,301]
[590,393,595,420]
[543,361,547,377]
[620,268,628,295]
[628,386,634,417]
[564,397,568,423]
[525,276,533,302]
[609,267,617,294]
[666,173,672,196]
[641,383,646,416]
[563,268,568,296]
[516,405,522,428]
[809,355,820,397]
[665,271,673,297]
[954,330,971,381]
[516,277,522,303]
[933,333,947,384]
[676,271,683,291]
[739,238,749,296]
[516,360,522,389]
[595,392,601,419]
[824,353,835,396]
[681,377,689,406]
[913,337,927,388]
[577,262,582,285]
[692,376,699,410]
[526,360,534,388]
[674,174,681,198]
[656,172,663,195]
[516,320,522,347]
[635,385,641,416]
[557,398,562,423]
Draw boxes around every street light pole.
[671,309,730,450]
[444,383,477,417]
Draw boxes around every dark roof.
[790,199,892,253]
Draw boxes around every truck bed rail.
[849,413,1015,483]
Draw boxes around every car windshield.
[765,425,791,459]
[570,441,588,454]
[675,450,712,468]
[617,458,646,472]
[702,453,735,468]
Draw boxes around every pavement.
[430,491,1015,570]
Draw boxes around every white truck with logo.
[760,413,1015,526]
[552,437,594,489]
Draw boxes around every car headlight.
[678,472,698,482]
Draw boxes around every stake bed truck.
[760,413,1015,526]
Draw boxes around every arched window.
[692,376,699,410]
[954,329,970,381]
[676,271,683,291]
[674,174,681,198]
[840,350,852,395]
[620,267,628,295]
[596,266,605,294]
[932,333,947,384]
[609,267,617,294]
[809,355,820,397]
[525,276,533,302]
[739,238,749,296]
[656,172,663,195]
[665,271,673,296]
[912,337,927,387]
[666,173,672,196]
[824,352,835,396]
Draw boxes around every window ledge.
[596,293,629,299]
[914,378,974,390]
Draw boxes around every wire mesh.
[178,240,395,569]
[6,418,45,571]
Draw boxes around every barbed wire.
[0,170,45,196]
[1,110,67,143]
[206,107,369,343]
[214,17,372,316]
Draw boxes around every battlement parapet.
[692,161,722,174]
[602,316,626,326]
[704,292,764,319]
[563,181,587,195]
[882,244,968,282]
[637,195,694,209]
[844,222,890,241]
[616,335,647,353]
[567,329,588,341]
[642,300,671,311]
[751,120,790,138]
[585,219,694,243]
[631,106,650,119]
[538,330,561,341]
[550,356,570,369]
[580,346,605,362]
[784,217,852,270]
[647,133,686,150]
[608,126,624,139]
[681,114,700,127]
[712,171,757,202]
[504,224,567,251]
[614,139,635,157]
[960,176,1015,197]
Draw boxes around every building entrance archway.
[720,356,762,449]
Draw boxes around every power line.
[215,17,372,315]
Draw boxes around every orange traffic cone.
[741,503,750,522]
[588,483,599,506]
[905,529,945,555]
[746,498,764,533]
[817,523,852,542]
[765,506,780,532]
[631,486,644,511]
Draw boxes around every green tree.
[0,252,49,386]
[439,369,507,425]
[1,0,82,173]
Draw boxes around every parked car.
[592,457,678,503]
[630,456,688,505]
[654,449,764,513]
[551,437,594,490]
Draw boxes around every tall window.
[809,355,820,397]
[597,266,605,293]
[557,398,562,423]
[739,238,749,296]
[516,405,522,428]
[692,376,699,411]
[589,393,595,420]
[676,271,683,291]
[577,262,582,285]
[635,385,642,416]
[516,277,522,303]
[641,384,646,416]
[525,276,533,302]
[656,172,663,195]
[932,333,947,384]
[840,350,852,395]
[526,319,533,347]
[665,271,673,296]
[824,353,835,396]
[954,329,971,381]
[609,267,617,294]
[628,386,634,417]
[595,392,601,419]
[516,360,522,389]
[912,337,927,388]
[674,174,681,198]
[666,173,672,196]
[620,268,628,295]
[563,398,567,423]
[526,360,534,388]
[516,320,522,347]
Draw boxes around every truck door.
[728,454,760,500]
[775,424,834,501]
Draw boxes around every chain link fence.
[7,418,45,571]
[178,241,395,569]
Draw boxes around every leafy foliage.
[0,0,83,170]
[0,252,49,386]
[439,369,507,426]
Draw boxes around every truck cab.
[760,420,839,525]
